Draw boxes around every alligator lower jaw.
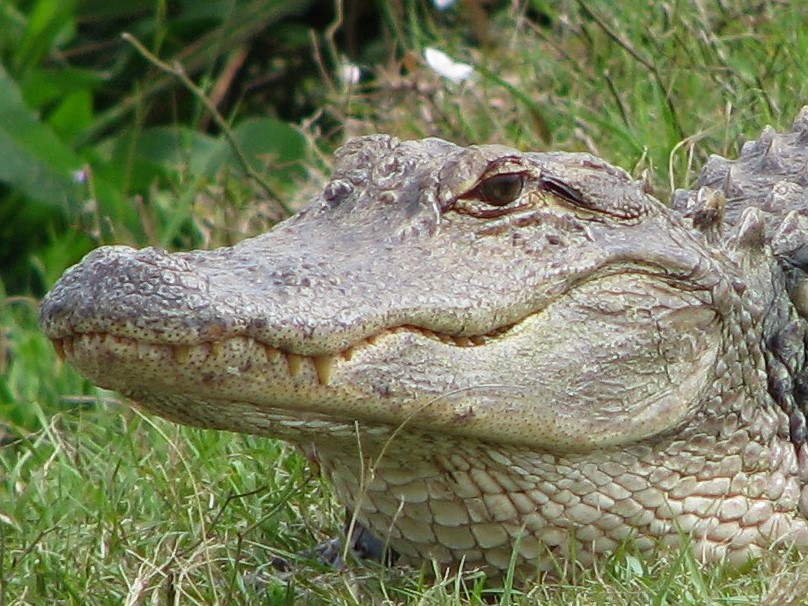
[47,320,525,439]
[53,332,348,387]
[51,322,513,389]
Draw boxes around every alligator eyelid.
[539,174,587,207]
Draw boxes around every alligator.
[40,109,808,580]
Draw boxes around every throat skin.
[39,118,808,578]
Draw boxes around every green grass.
[5,0,808,603]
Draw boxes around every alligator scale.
[40,109,808,579]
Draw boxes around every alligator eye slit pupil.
[476,173,524,206]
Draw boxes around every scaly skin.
[40,110,808,579]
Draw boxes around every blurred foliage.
[0,0,337,296]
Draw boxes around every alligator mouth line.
[51,322,517,387]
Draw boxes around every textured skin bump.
[40,111,808,580]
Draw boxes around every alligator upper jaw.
[37,210,705,356]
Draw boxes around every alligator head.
[40,118,808,577]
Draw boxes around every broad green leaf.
[21,66,105,110]
[100,125,218,191]
[0,3,26,58]
[0,63,82,209]
[231,116,307,166]
[102,119,307,189]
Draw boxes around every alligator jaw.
[51,321,514,387]
[44,260,720,451]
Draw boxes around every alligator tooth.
[262,344,280,362]
[313,355,334,386]
[63,337,74,358]
[172,345,191,364]
[210,341,223,357]
[341,347,354,362]
[286,353,304,377]
[52,338,66,361]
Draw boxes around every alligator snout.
[40,245,230,344]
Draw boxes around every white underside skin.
[321,427,807,577]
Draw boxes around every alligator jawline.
[52,267,679,388]
[51,320,520,388]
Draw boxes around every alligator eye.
[473,173,524,206]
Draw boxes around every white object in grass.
[424,47,474,83]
